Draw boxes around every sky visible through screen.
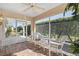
[36,11,73,23]
[7,11,73,26]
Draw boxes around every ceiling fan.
[23,3,45,13]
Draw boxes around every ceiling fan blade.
[34,5,45,10]
[23,3,31,6]
[23,6,31,12]
[32,7,43,13]
[23,3,36,6]
[32,7,40,13]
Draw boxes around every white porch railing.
[27,32,75,56]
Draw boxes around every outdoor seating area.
[0,3,79,56]
[0,40,68,56]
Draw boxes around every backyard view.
[0,3,79,56]
[36,11,79,54]
[5,18,31,38]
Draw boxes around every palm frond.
[64,3,79,17]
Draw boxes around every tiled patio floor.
[0,41,59,56]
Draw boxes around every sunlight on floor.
[12,49,45,56]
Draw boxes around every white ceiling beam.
[0,9,33,21]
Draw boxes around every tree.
[17,26,23,32]
[6,26,12,37]
[64,3,79,19]
[64,3,79,54]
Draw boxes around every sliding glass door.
[5,18,17,37]
[27,21,31,36]
[17,20,26,37]
[5,17,31,38]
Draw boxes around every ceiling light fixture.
[23,3,45,13]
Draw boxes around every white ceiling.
[0,3,62,17]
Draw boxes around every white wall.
[0,24,3,47]
[0,20,5,48]
[3,36,27,46]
